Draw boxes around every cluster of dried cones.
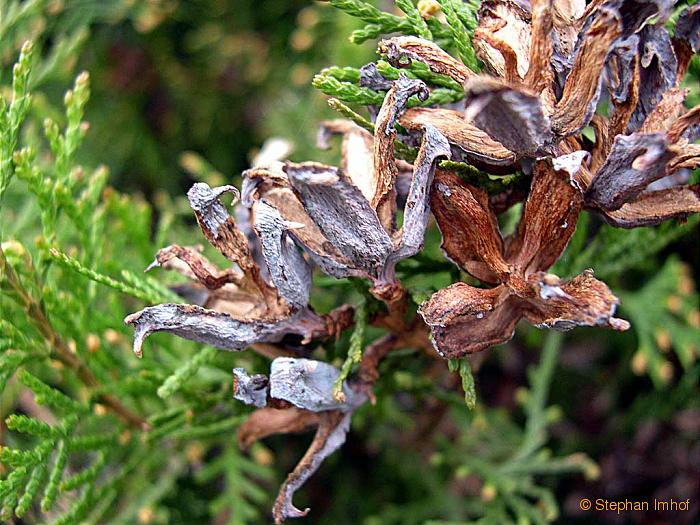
[125,0,699,522]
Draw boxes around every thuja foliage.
[1,1,699,525]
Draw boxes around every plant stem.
[511,331,563,462]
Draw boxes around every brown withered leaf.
[187,184,255,272]
[590,50,640,173]
[317,120,376,203]
[385,126,451,274]
[237,407,320,450]
[233,358,367,413]
[524,0,555,101]
[145,243,270,319]
[551,3,622,136]
[232,358,366,524]
[269,358,367,411]
[286,161,394,278]
[373,76,429,230]
[430,170,508,284]
[251,201,312,311]
[233,368,269,408]
[522,270,630,331]
[377,36,474,84]
[474,0,532,80]
[585,132,674,211]
[125,305,329,358]
[419,284,519,357]
[507,151,587,274]
[551,0,586,58]
[400,108,516,169]
[127,178,349,356]
[584,102,700,227]
[187,183,282,310]
[359,62,395,92]
[602,186,700,228]
[273,411,350,524]
[464,76,553,157]
[421,154,628,358]
[672,3,700,81]
[147,244,243,290]
[245,77,449,295]
[242,163,353,279]
[667,106,700,143]
[474,19,522,84]
[628,25,678,132]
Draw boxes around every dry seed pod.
[420,152,629,358]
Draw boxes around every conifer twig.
[0,246,148,430]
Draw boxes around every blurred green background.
[0,0,374,196]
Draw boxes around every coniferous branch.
[333,298,367,400]
[1,246,147,429]
[0,41,33,200]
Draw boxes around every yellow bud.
[481,483,497,501]
[291,64,312,86]
[654,329,671,352]
[86,334,100,353]
[119,430,132,445]
[667,295,682,313]
[2,239,26,254]
[253,445,274,466]
[137,506,154,524]
[658,361,673,384]
[186,442,205,465]
[297,6,319,27]
[290,29,313,52]
[631,352,647,375]
[104,328,122,345]
[418,0,441,18]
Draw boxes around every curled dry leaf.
[237,407,320,451]
[585,102,700,227]
[463,76,554,156]
[125,181,345,357]
[233,358,366,524]
[400,107,516,169]
[244,76,449,299]
[379,0,698,229]
[673,3,700,80]
[378,35,474,84]
[474,0,532,80]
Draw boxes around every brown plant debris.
[124,2,700,521]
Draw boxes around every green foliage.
[317,0,480,127]
[448,358,477,410]
[433,335,597,525]
[0,32,272,523]
[157,347,219,399]
[619,257,699,388]
[333,299,368,400]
